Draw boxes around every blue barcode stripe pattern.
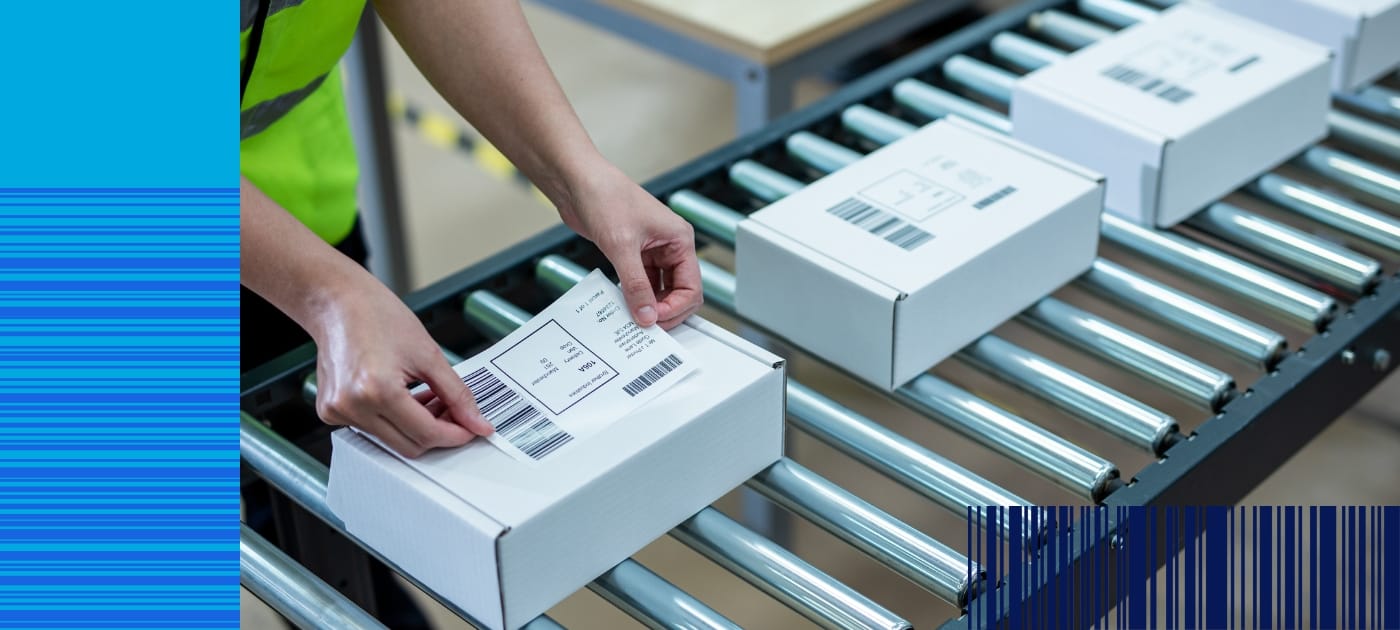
[0,190,239,627]
[965,506,1400,629]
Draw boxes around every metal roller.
[1327,110,1400,162]
[891,79,1012,133]
[460,288,948,620]
[1184,202,1381,294]
[1077,0,1158,28]
[667,189,744,242]
[800,107,1298,373]
[463,292,527,339]
[240,413,340,526]
[531,256,991,600]
[989,31,1065,71]
[1028,6,1400,163]
[241,524,389,630]
[787,132,863,174]
[749,459,979,606]
[1018,297,1237,412]
[297,343,912,629]
[895,375,1119,502]
[1292,146,1400,207]
[1221,170,1400,277]
[1027,9,1114,48]
[1078,259,1287,369]
[841,104,919,146]
[800,124,1208,418]
[672,509,912,630]
[1250,174,1400,254]
[1335,85,1400,122]
[986,24,1400,235]
[239,413,569,629]
[785,381,1033,536]
[1101,214,1338,331]
[697,258,739,313]
[784,130,1234,413]
[957,334,1178,455]
[535,254,1035,544]
[291,371,770,627]
[942,54,1017,104]
[785,132,861,174]
[588,561,742,630]
[730,160,803,203]
[691,155,1192,456]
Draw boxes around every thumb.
[611,253,658,327]
[418,358,494,437]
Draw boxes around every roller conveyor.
[240,1,1400,627]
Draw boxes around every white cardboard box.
[1010,2,1331,227]
[734,117,1103,390]
[326,317,785,630]
[1208,0,1400,91]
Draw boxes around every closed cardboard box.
[735,117,1103,390]
[1011,2,1331,227]
[327,317,785,629]
[1209,0,1400,91]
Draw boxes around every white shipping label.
[1017,3,1329,140]
[820,150,1020,252]
[747,119,1101,293]
[415,269,696,463]
[1096,29,1257,106]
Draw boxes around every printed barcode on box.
[1101,64,1195,104]
[826,198,934,251]
[622,354,684,397]
[463,367,573,460]
[972,186,1017,210]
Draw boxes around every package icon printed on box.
[1011,2,1332,227]
[1209,0,1400,91]
[735,117,1104,390]
[327,271,785,630]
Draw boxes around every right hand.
[309,279,495,458]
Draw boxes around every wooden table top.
[598,0,920,64]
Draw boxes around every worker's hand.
[557,165,703,330]
[309,278,495,458]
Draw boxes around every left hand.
[556,165,703,330]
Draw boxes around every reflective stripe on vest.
[241,72,326,139]
[240,0,365,245]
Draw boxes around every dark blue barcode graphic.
[964,506,1400,629]
[463,367,573,460]
[1102,64,1195,104]
[826,198,934,251]
[972,186,1017,210]
[622,353,684,397]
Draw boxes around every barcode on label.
[1101,64,1194,104]
[622,354,684,397]
[972,186,1017,210]
[463,367,573,460]
[826,198,934,251]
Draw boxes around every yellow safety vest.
[239,0,367,245]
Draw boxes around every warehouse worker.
[240,0,703,459]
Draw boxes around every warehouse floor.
[241,2,1400,628]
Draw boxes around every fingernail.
[637,305,657,324]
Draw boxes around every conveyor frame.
[241,0,1400,626]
